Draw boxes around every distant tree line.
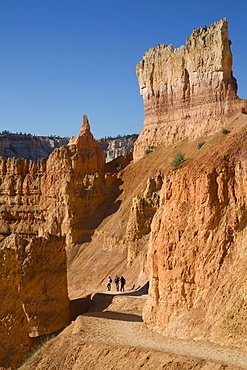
[0,130,138,141]
[0,130,69,139]
[0,130,33,136]
[99,133,138,141]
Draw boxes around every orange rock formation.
[144,130,247,349]
[0,234,70,368]
[0,115,122,368]
[134,18,247,160]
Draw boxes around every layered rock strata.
[134,18,247,160]
[0,134,69,161]
[0,116,111,245]
[0,115,119,368]
[144,129,247,349]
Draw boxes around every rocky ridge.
[0,134,69,162]
[0,132,136,164]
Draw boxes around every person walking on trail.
[120,276,126,292]
[114,275,120,291]
[107,276,112,291]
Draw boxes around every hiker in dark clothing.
[120,276,126,292]
[107,276,112,291]
[114,275,120,291]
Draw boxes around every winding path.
[20,290,247,369]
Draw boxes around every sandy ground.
[19,290,247,370]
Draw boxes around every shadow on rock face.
[84,310,143,322]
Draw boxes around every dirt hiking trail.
[20,288,247,370]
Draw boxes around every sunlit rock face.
[144,129,247,349]
[134,18,247,160]
[40,115,108,245]
[0,116,108,246]
[0,115,118,368]
[0,233,70,369]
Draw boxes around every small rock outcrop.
[98,136,137,163]
[134,18,247,160]
[126,171,163,242]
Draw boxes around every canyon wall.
[0,115,120,368]
[0,234,69,368]
[144,128,247,349]
[134,18,247,160]
[0,134,69,161]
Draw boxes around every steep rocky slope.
[18,118,247,369]
[144,127,247,349]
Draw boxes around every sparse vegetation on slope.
[170,151,186,168]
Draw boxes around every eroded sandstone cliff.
[0,233,70,368]
[144,128,247,350]
[134,18,247,160]
[0,115,122,368]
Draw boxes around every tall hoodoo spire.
[79,114,91,136]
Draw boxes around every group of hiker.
[107,275,126,292]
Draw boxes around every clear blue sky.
[0,0,246,139]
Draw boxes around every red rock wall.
[0,234,70,368]
[0,116,117,368]
[134,18,247,160]
[144,129,247,349]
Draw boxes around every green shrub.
[197,141,205,149]
[221,128,230,135]
[171,152,186,168]
[145,145,155,155]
